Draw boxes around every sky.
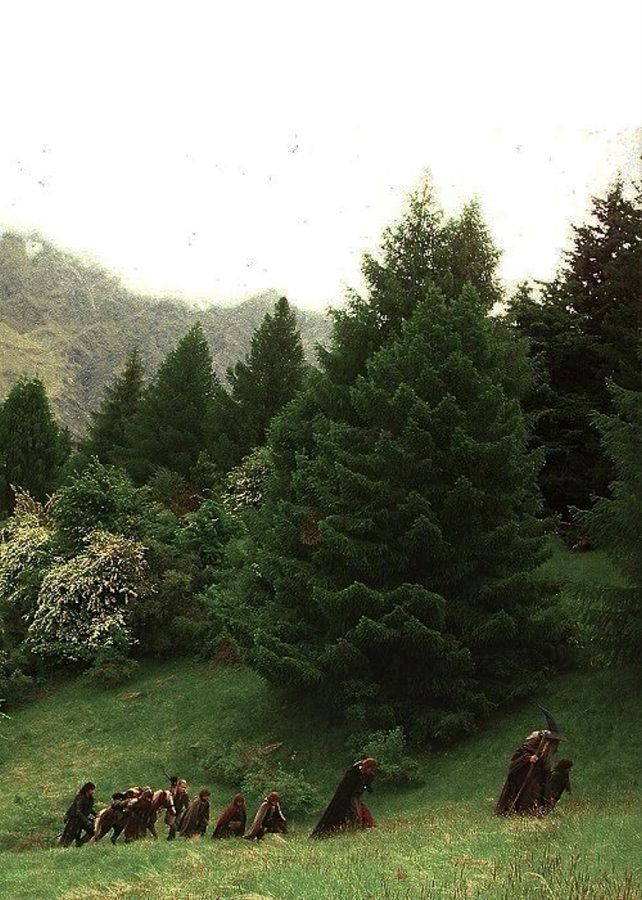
[1,1,641,310]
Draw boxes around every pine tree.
[127,324,217,481]
[577,383,642,664]
[208,297,306,469]
[81,348,144,467]
[0,377,66,511]
[223,287,555,742]
[506,182,642,514]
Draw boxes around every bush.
[351,727,423,786]
[83,643,140,688]
[0,651,36,707]
[241,764,320,818]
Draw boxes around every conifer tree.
[222,286,555,741]
[506,182,642,514]
[0,377,66,511]
[81,348,144,467]
[208,297,306,469]
[577,383,642,664]
[127,323,217,481]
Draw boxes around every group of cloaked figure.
[59,706,573,848]
[58,758,378,847]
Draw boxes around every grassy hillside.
[0,546,640,899]
[0,233,331,433]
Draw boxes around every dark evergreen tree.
[0,377,66,511]
[219,286,555,742]
[81,348,144,467]
[127,324,217,481]
[208,297,306,470]
[577,383,642,665]
[506,182,642,514]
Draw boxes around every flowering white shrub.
[0,500,54,633]
[28,530,148,662]
[223,448,273,514]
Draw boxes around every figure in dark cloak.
[166,777,189,841]
[212,793,247,838]
[311,758,377,838]
[124,788,154,842]
[495,707,563,816]
[544,758,573,812]
[59,782,96,847]
[244,792,287,840]
[178,789,211,837]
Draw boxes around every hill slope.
[0,546,640,899]
[0,233,331,433]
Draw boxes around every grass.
[0,542,640,899]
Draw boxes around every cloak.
[244,799,287,840]
[212,798,247,838]
[311,762,375,838]
[59,791,95,846]
[178,797,210,837]
[495,733,552,816]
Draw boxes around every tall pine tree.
[81,348,144,467]
[0,377,67,511]
[506,182,642,514]
[208,296,306,469]
[577,382,642,665]
[127,324,217,481]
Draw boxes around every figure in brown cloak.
[166,777,189,841]
[212,793,247,838]
[91,791,132,844]
[495,706,563,816]
[178,789,211,837]
[59,782,96,847]
[543,758,573,812]
[244,791,287,840]
[124,788,154,842]
[311,758,377,838]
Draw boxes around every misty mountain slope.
[0,232,331,432]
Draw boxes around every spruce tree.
[506,182,642,514]
[127,323,217,481]
[208,297,306,470]
[0,377,65,511]
[81,348,144,467]
[224,287,554,742]
[577,383,642,664]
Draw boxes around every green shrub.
[83,643,140,688]
[352,727,423,786]
[241,764,320,818]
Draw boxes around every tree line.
[0,178,640,744]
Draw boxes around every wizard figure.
[212,793,247,838]
[495,706,563,816]
[311,758,377,838]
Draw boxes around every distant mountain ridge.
[0,233,331,433]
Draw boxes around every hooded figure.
[495,707,563,816]
[212,793,247,838]
[311,758,377,838]
[244,792,287,840]
[178,789,211,838]
[544,758,573,811]
[59,782,96,847]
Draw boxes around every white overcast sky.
[1,1,641,309]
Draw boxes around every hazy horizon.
[2,1,641,311]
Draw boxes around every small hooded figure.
[244,791,287,840]
[544,758,573,811]
[212,793,247,838]
[311,758,377,838]
[59,782,96,847]
[178,789,211,838]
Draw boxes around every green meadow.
[1,544,640,899]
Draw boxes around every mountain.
[0,233,331,433]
